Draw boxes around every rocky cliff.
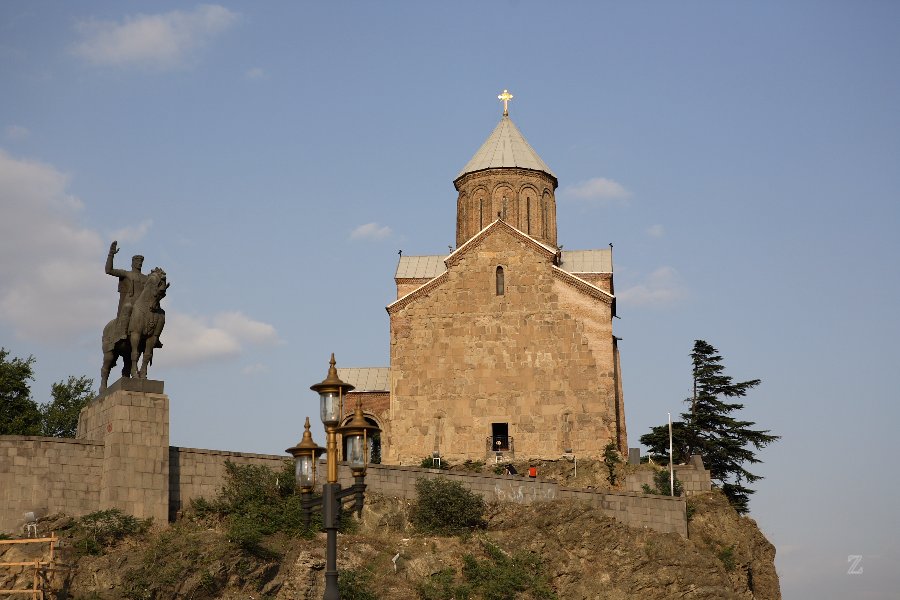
[0,490,779,599]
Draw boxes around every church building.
[340,92,625,465]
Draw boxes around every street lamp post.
[287,354,380,600]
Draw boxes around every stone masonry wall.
[76,383,169,525]
[0,436,104,534]
[626,463,713,497]
[388,225,622,464]
[169,447,287,519]
[354,464,686,536]
[0,436,686,537]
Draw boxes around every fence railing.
[485,436,515,459]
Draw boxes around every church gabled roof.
[455,115,556,182]
[395,248,613,281]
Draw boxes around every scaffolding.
[0,534,59,600]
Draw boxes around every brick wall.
[0,436,104,534]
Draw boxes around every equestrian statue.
[100,241,169,392]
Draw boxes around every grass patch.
[339,567,379,600]
[70,509,151,556]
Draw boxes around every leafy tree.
[0,348,41,435]
[41,375,95,437]
[641,469,683,497]
[640,340,779,513]
[602,441,622,486]
[1,347,95,438]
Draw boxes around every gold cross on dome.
[498,89,514,116]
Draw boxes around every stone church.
[340,94,625,465]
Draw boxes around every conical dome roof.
[455,115,555,182]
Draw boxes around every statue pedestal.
[76,379,169,525]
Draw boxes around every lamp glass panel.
[320,392,341,426]
[296,455,314,487]
[346,434,366,468]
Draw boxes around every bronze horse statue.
[100,267,169,392]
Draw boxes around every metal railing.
[485,436,515,460]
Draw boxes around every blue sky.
[2,2,899,597]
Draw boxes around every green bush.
[418,568,471,600]
[411,477,486,535]
[189,460,316,554]
[718,545,736,571]
[461,459,485,472]
[339,567,379,600]
[421,456,450,469]
[71,509,151,556]
[641,469,684,497]
[417,540,556,600]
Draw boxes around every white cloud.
[563,177,631,203]
[109,219,153,244]
[154,311,279,368]
[0,149,277,367]
[71,5,239,69]
[5,125,30,141]
[350,222,392,241]
[646,224,665,238]
[618,266,688,308]
[245,67,266,80]
[0,149,112,341]
[241,363,269,376]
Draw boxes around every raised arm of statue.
[105,240,127,278]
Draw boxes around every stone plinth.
[76,380,169,525]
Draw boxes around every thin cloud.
[71,5,239,69]
[5,125,30,141]
[245,67,266,80]
[646,224,665,238]
[241,363,269,376]
[109,219,153,244]
[618,266,688,308]
[350,222,392,241]
[563,177,631,203]
[154,311,279,368]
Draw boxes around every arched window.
[496,266,505,296]
[526,197,531,233]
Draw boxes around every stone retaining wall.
[354,464,687,536]
[0,436,104,534]
[0,384,692,538]
[169,447,287,519]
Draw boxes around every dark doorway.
[491,422,509,451]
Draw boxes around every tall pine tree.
[640,340,779,514]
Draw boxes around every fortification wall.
[168,447,287,519]
[352,464,687,536]
[625,461,713,497]
[1,381,695,539]
[0,436,104,534]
